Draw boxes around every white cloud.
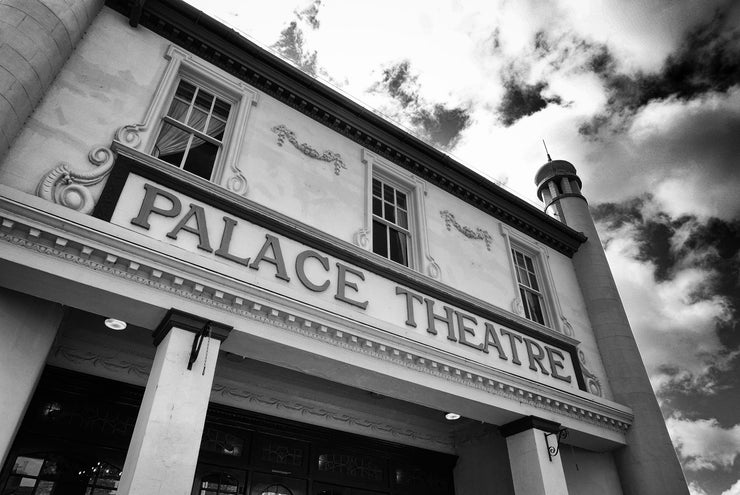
[596,205,736,395]
[689,481,710,495]
[666,415,740,471]
[722,479,740,495]
[555,0,728,72]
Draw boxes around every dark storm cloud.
[410,105,471,149]
[592,197,740,346]
[579,6,740,135]
[294,0,321,30]
[372,61,471,148]
[497,76,562,126]
[378,61,418,108]
[592,197,740,403]
[272,21,318,75]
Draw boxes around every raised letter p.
[131,183,182,230]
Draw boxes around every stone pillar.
[534,160,689,495]
[0,0,104,156]
[501,416,569,495]
[0,287,64,466]
[118,310,231,495]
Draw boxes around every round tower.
[534,159,583,223]
[0,0,104,158]
[534,159,689,495]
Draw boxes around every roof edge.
[106,0,587,256]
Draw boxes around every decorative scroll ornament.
[115,123,143,149]
[36,146,115,214]
[353,228,371,250]
[578,349,603,397]
[426,255,441,279]
[511,296,525,316]
[272,124,346,175]
[545,428,568,461]
[560,316,575,337]
[439,210,492,250]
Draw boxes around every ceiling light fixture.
[445,412,461,421]
[104,318,127,331]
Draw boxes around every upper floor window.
[117,45,258,195]
[153,80,232,181]
[372,176,411,266]
[511,247,548,325]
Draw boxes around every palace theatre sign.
[105,171,579,392]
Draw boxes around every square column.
[118,310,231,495]
[501,416,569,495]
[0,288,64,466]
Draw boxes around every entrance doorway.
[1,368,456,495]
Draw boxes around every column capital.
[152,308,232,346]
[500,415,561,437]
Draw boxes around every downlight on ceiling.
[445,412,461,421]
[104,318,127,331]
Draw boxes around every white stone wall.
[0,6,611,402]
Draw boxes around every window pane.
[526,291,545,324]
[372,197,382,216]
[182,138,219,180]
[194,88,215,113]
[174,80,196,103]
[514,250,525,268]
[167,98,191,122]
[384,202,395,223]
[389,229,408,265]
[372,178,382,198]
[524,255,535,272]
[529,272,540,291]
[383,184,394,202]
[13,457,43,476]
[515,266,526,284]
[396,191,407,209]
[188,107,209,132]
[153,122,190,166]
[206,117,227,139]
[372,220,388,258]
[214,98,231,120]
[520,288,531,320]
[397,209,408,229]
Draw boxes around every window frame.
[500,224,564,332]
[356,150,440,278]
[371,174,413,266]
[115,45,258,195]
[511,246,548,326]
[152,78,234,181]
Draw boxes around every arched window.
[260,484,292,495]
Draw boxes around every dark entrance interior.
[1,367,456,495]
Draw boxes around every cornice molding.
[0,205,633,436]
[104,0,586,258]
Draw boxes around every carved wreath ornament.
[439,210,493,250]
[271,124,346,175]
[36,147,115,215]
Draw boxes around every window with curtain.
[371,177,411,266]
[511,248,548,325]
[152,79,231,181]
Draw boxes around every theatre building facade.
[0,0,688,494]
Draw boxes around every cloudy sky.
[187,0,740,492]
